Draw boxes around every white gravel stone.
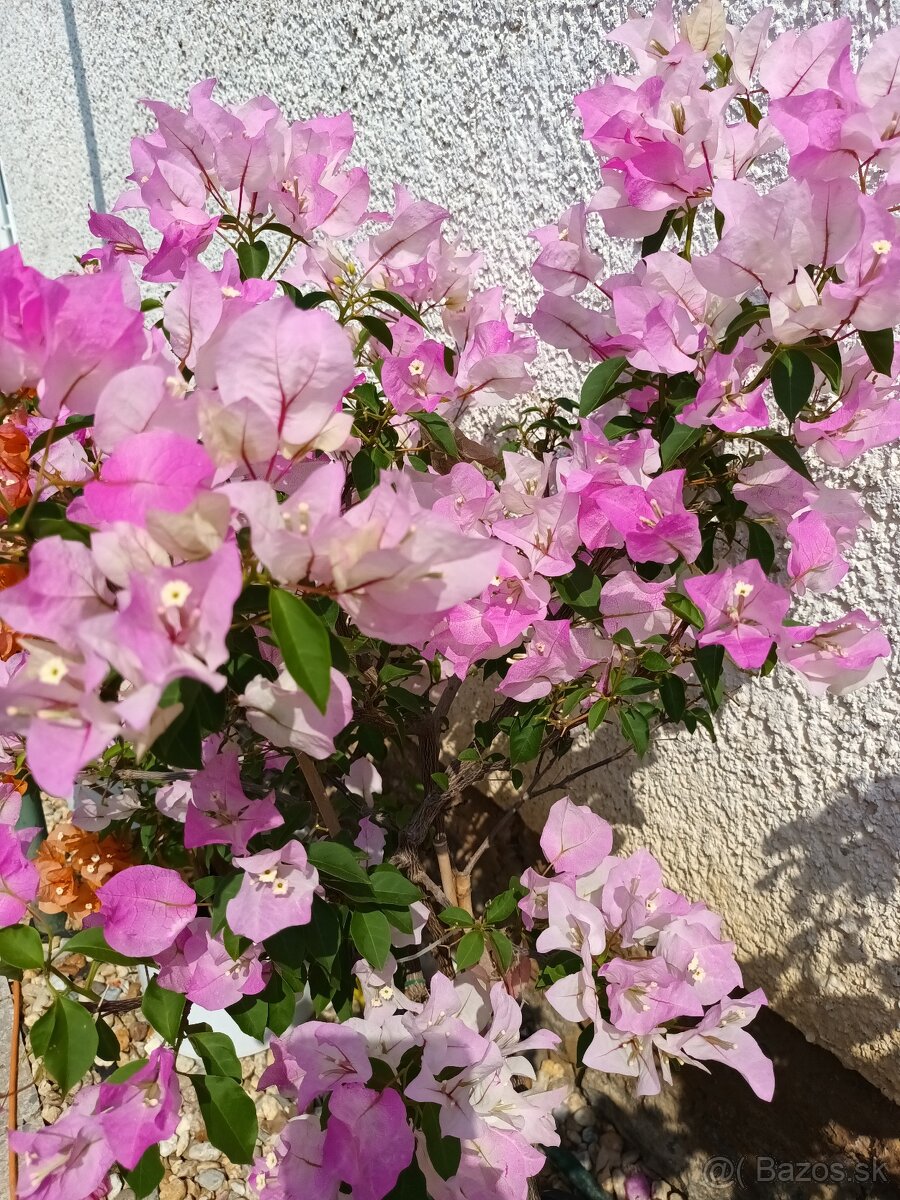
[196,1168,226,1190]
[186,1140,223,1162]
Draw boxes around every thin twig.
[395,930,458,963]
[296,753,341,837]
[460,796,527,879]
[527,744,636,799]
[8,979,20,1200]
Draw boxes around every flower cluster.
[0,1,898,1196]
[248,966,561,1200]
[522,799,773,1101]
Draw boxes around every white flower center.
[39,656,69,686]
[872,239,892,256]
[160,580,192,608]
[733,581,754,598]
[408,359,425,377]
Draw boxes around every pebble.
[260,1095,282,1121]
[582,1128,597,1145]
[158,1134,178,1157]
[573,1106,596,1128]
[651,1185,670,1200]
[565,1091,587,1114]
[159,1181,188,1200]
[611,1168,628,1199]
[187,1141,223,1163]
[196,1168,226,1190]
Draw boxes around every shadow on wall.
[749,774,900,1084]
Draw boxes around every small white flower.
[39,656,69,686]
[872,239,892,256]
[160,580,192,608]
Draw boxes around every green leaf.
[95,1017,121,1064]
[263,971,299,1036]
[269,587,332,713]
[369,864,422,908]
[410,410,458,458]
[737,96,763,128]
[587,698,610,732]
[226,995,268,1041]
[660,421,703,468]
[719,303,770,353]
[307,841,372,898]
[455,929,485,970]
[0,925,44,971]
[210,874,242,938]
[642,650,672,673]
[619,707,650,757]
[745,520,776,572]
[385,1159,430,1199]
[141,977,186,1045]
[797,342,842,393]
[859,327,895,376]
[664,593,704,628]
[508,715,544,764]
[641,210,674,257]
[192,1074,259,1164]
[484,890,518,925]
[122,1146,164,1199]
[60,927,147,967]
[771,350,814,422]
[38,995,99,1095]
[282,283,334,310]
[693,644,725,712]
[555,561,602,612]
[106,1057,148,1083]
[30,415,94,457]
[266,895,343,972]
[535,949,583,989]
[615,676,658,697]
[351,447,379,498]
[488,929,515,973]
[579,357,628,418]
[420,1103,462,1181]
[357,314,394,351]
[28,1005,54,1058]
[350,908,392,969]
[150,678,205,768]
[237,240,270,280]
[439,906,474,928]
[190,1032,242,1080]
[575,1024,594,1067]
[369,289,425,326]
[659,673,686,721]
[747,430,814,483]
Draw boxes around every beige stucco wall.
[0,0,898,1099]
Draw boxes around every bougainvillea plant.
[0,1,898,1196]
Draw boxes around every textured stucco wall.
[1,0,899,1100]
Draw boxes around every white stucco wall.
[1,0,898,1100]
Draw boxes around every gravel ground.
[20,960,290,1199]
[534,1057,684,1200]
